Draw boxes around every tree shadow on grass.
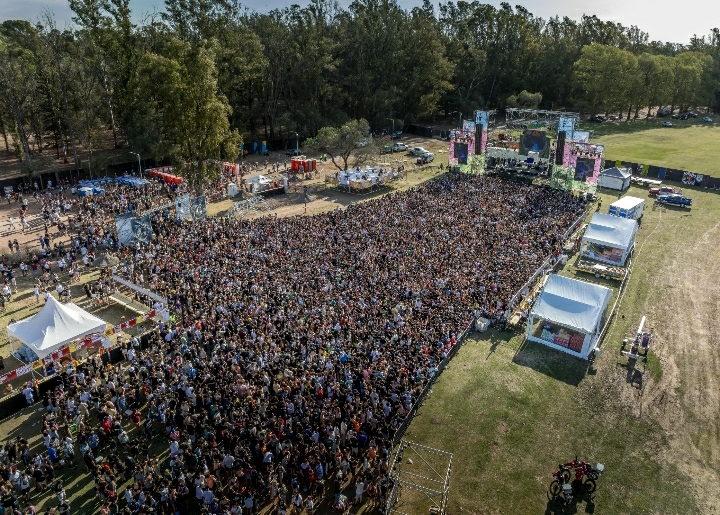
[512,338,590,387]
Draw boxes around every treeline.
[1,0,719,175]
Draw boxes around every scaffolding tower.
[226,195,270,220]
[386,440,453,515]
[505,108,579,130]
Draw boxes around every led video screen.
[574,158,595,182]
[454,142,469,164]
[519,130,549,157]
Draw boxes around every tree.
[573,43,638,116]
[133,38,242,190]
[669,51,711,112]
[0,21,41,172]
[305,119,372,171]
[507,90,542,108]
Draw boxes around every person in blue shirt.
[47,446,60,466]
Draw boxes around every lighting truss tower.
[505,108,579,130]
[385,440,453,515]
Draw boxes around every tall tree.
[305,118,372,170]
[133,38,241,189]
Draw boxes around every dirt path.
[595,205,720,513]
[644,217,720,513]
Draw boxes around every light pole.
[129,152,141,176]
[386,118,394,151]
[294,132,299,154]
[451,111,463,129]
[386,117,394,137]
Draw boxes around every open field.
[1,130,719,514]
[593,122,720,176]
[403,184,720,515]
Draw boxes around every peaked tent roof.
[530,274,612,333]
[7,296,107,359]
[582,212,637,249]
[600,166,632,179]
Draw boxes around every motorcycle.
[564,456,604,482]
[549,464,573,503]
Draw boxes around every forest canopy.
[1,0,719,174]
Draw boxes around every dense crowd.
[0,174,585,515]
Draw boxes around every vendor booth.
[598,167,631,191]
[246,175,285,196]
[580,212,638,266]
[525,274,612,359]
[7,296,107,364]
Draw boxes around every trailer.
[621,316,653,361]
[608,196,645,221]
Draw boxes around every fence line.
[506,211,587,310]
[391,317,476,446]
[595,258,632,348]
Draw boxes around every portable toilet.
[227,183,238,197]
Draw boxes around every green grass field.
[593,122,720,176]
[3,128,720,515]
[402,183,720,514]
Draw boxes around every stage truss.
[386,440,453,515]
[505,108,579,130]
[226,195,270,220]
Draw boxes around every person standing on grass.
[33,285,40,304]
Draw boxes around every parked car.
[662,121,673,127]
[656,194,692,207]
[356,137,371,148]
[671,113,680,119]
[656,108,671,117]
[286,148,301,156]
[393,142,408,152]
[649,186,682,197]
[702,116,713,122]
[589,115,606,123]
[410,147,430,156]
[392,130,403,139]
[381,145,393,154]
[416,152,434,164]
[688,112,698,118]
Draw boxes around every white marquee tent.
[580,212,638,266]
[525,274,612,359]
[7,296,107,362]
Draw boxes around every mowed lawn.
[402,184,720,515]
[595,123,720,175]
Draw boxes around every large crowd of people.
[0,173,586,515]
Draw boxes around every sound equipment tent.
[8,296,107,362]
[525,274,612,359]
[580,213,638,266]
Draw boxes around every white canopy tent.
[580,212,638,266]
[7,296,107,363]
[525,274,612,359]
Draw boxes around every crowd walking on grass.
[0,173,586,515]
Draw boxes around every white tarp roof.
[7,296,107,359]
[600,167,631,178]
[530,274,612,333]
[582,212,637,249]
[610,196,644,210]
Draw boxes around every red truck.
[648,186,682,197]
